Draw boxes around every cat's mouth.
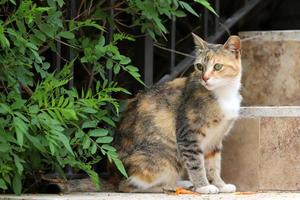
[202,82,216,90]
[202,82,212,89]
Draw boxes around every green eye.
[195,63,205,72]
[214,63,223,71]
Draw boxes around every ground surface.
[1,192,300,200]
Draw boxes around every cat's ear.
[192,33,207,50]
[223,36,241,53]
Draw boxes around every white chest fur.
[200,80,242,151]
[214,80,242,120]
[217,94,241,119]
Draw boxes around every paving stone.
[1,192,300,200]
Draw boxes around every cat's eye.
[195,63,205,72]
[214,63,223,71]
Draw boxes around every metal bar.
[69,0,76,88]
[214,0,220,32]
[108,0,115,82]
[56,42,61,70]
[157,50,196,85]
[170,17,176,72]
[157,0,263,84]
[66,0,77,176]
[144,35,154,86]
[207,0,261,42]
[204,9,209,39]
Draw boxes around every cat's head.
[192,33,242,91]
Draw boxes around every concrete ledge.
[240,106,300,117]
[239,30,300,41]
[1,192,300,200]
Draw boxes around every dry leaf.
[234,191,256,195]
[175,187,199,195]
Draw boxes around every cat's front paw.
[195,185,219,194]
[218,184,236,193]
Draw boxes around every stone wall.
[222,107,300,191]
[222,32,300,191]
[239,31,300,106]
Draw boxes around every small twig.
[176,26,201,46]
[39,45,50,54]
[81,63,92,75]
[77,0,86,16]
[102,1,126,10]
[115,19,137,28]
[87,71,94,89]
[20,84,33,96]
[1,80,8,94]
[55,51,69,62]
[73,0,104,20]
[88,0,94,16]
[54,38,81,50]
[153,43,196,58]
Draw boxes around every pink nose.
[203,75,209,82]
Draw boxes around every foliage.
[0,0,215,194]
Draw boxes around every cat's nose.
[202,75,210,82]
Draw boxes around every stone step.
[222,106,300,191]
[239,30,300,106]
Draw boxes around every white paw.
[195,185,219,194]
[219,184,236,193]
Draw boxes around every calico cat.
[114,33,242,194]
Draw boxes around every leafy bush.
[0,0,215,194]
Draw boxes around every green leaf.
[58,31,75,39]
[194,0,218,16]
[16,20,26,34]
[29,105,39,114]
[175,10,186,17]
[82,136,91,149]
[102,144,116,152]
[26,42,38,51]
[91,143,97,154]
[12,174,22,195]
[126,65,139,72]
[55,0,64,7]
[81,107,98,114]
[179,1,199,17]
[113,64,120,74]
[62,109,78,120]
[113,158,128,178]
[96,136,113,144]
[58,96,64,107]
[14,155,24,175]
[119,56,131,65]
[106,59,113,69]
[56,132,74,156]
[0,179,7,190]
[88,129,108,137]
[0,142,10,152]
[82,120,98,129]
[101,117,115,127]
[9,0,16,5]
[13,117,28,147]
[0,33,10,48]
[0,103,11,114]
[26,134,46,152]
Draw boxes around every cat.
[114,33,242,194]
